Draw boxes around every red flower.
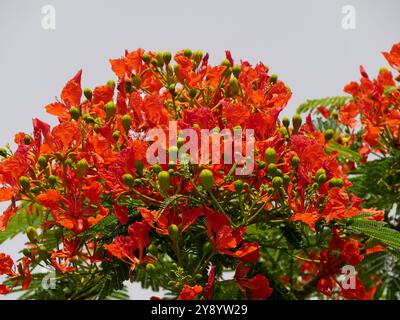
[178,284,203,300]
[235,262,273,300]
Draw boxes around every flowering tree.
[0,46,399,300]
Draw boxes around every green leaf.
[297,96,351,114]
[325,141,362,162]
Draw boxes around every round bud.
[146,263,157,273]
[234,180,243,193]
[193,50,203,63]
[112,130,120,141]
[243,182,250,189]
[183,49,192,58]
[151,59,158,67]
[24,135,31,145]
[38,156,47,169]
[228,77,240,96]
[124,80,133,94]
[324,129,334,141]
[317,174,327,184]
[158,171,170,194]
[315,168,326,180]
[264,147,277,164]
[168,224,180,241]
[104,101,116,119]
[199,169,214,191]
[132,74,141,88]
[272,176,283,189]
[152,164,162,174]
[292,156,300,168]
[156,52,164,67]
[329,178,344,188]
[202,241,214,255]
[76,159,89,178]
[64,158,73,167]
[69,106,80,120]
[107,79,116,89]
[270,74,278,84]
[282,117,290,128]
[292,114,302,132]
[258,161,266,170]
[174,64,180,75]
[142,52,150,63]
[232,65,241,78]
[26,226,38,243]
[267,187,274,195]
[148,244,158,255]
[121,114,132,132]
[163,52,172,65]
[268,163,277,175]
[48,175,58,186]
[168,84,176,95]
[280,127,289,138]
[122,173,134,188]
[84,88,93,101]
[221,59,231,67]
[19,176,30,190]
[276,168,283,176]
[331,111,339,120]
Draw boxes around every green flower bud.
[220,59,231,67]
[228,77,240,96]
[64,158,73,167]
[122,173,134,188]
[234,179,243,193]
[26,226,38,243]
[76,159,89,178]
[24,135,31,145]
[104,101,116,120]
[332,111,339,120]
[69,106,80,120]
[292,114,302,132]
[146,263,157,273]
[232,65,241,78]
[268,163,277,175]
[48,175,58,186]
[324,129,334,141]
[199,169,214,191]
[107,79,116,89]
[258,161,266,170]
[152,164,162,174]
[168,224,180,241]
[264,147,277,164]
[158,171,170,194]
[272,176,283,189]
[125,79,133,94]
[315,168,326,180]
[317,174,327,184]
[329,178,343,188]
[202,241,214,255]
[174,64,180,75]
[280,127,289,138]
[142,52,151,63]
[132,74,141,88]
[148,244,158,255]
[193,50,203,63]
[121,114,132,132]
[276,168,283,176]
[163,52,172,65]
[292,156,300,168]
[282,117,290,128]
[270,74,278,84]
[19,176,30,190]
[189,88,198,99]
[0,147,7,157]
[38,156,47,169]
[283,174,291,184]
[243,182,250,189]
[183,48,192,58]
[156,52,164,67]
[168,84,176,95]
[267,187,274,195]
[84,88,93,101]
[112,130,120,141]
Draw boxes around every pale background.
[0,0,399,299]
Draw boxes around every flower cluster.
[0,47,391,300]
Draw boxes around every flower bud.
[146,263,157,273]
[324,129,334,141]
[268,163,277,175]
[279,127,289,138]
[148,244,158,255]
[292,114,302,132]
[270,74,278,84]
[76,159,89,178]
[69,106,80,120]
[234,179,243,193]
[168,224,180,241]
[258,161,266,170]
[84,88,93,101]
[24,135,31,145]
[193,50,203,63]
[104,101,116,120]
[158,171,170,194]
[292,156,300,168]
[272,176,283,189]
[156,52,164,67]
[0,147,7,157]
[163,52,172,65]
[121,114,132,132]
[38,156,47,169]
[183,49,192,58]
[48,175,58,186]
[112,130,120,141]
[329,178,343,188]
[317,174,327,184]
[283,174,291,184]
[135,160,144,175]
[221,59,231,67]
[232,65,241,78]
[122,173,134,188]
[264,147,277,164]
[282,117,290,128]
[132,74,141,88]
[228,77,240,96]
[19,176,30,190]
[199,169,214,191]
[202,241,214,255]
[152,164,162,174]
[142,52,150,63]
[189,88,198,99]
[315,168,326,180]
[107,79,116,89]
[26,226,38,243]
